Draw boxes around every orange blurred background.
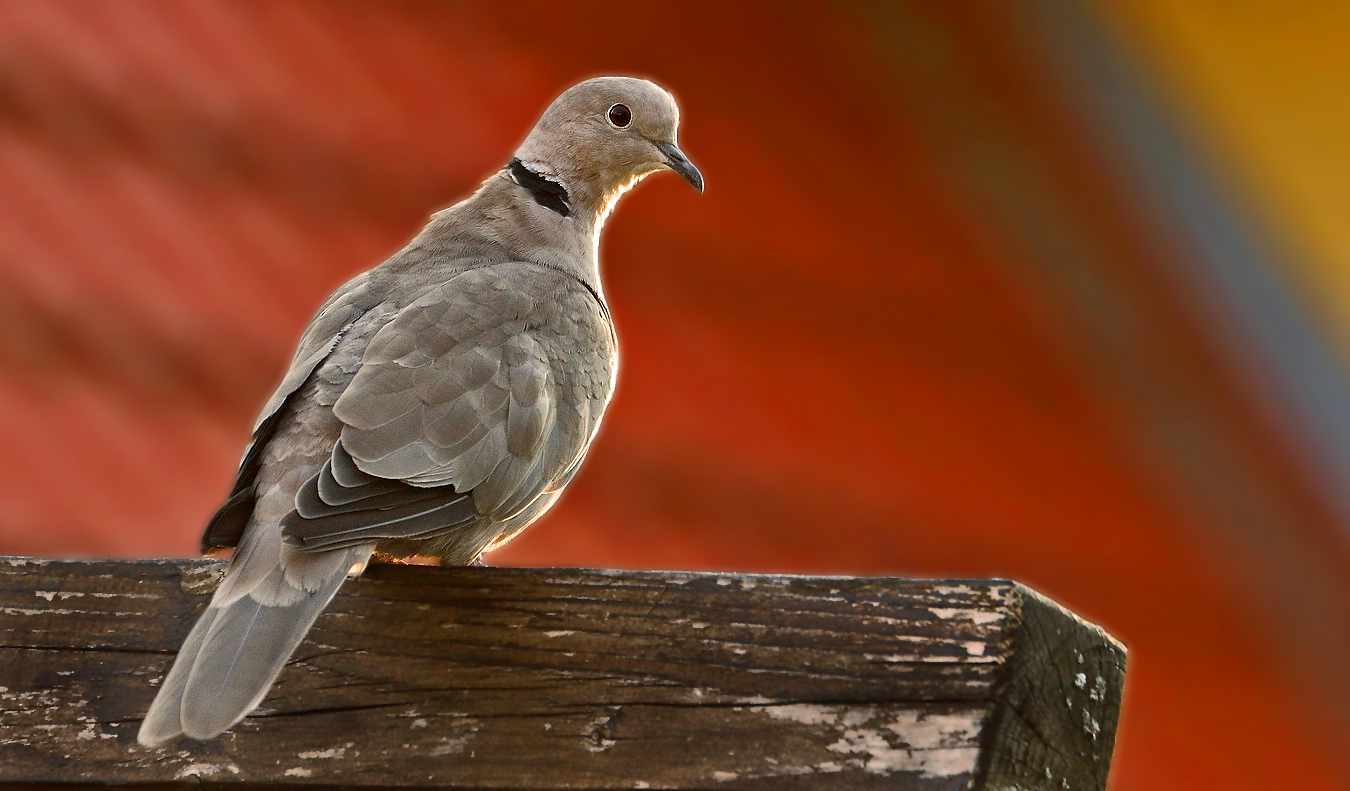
[1,2,1347,787]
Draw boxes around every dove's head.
[515,77,703,221]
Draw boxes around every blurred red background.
[1,2,1347,788]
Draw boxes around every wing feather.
[284,264,614,552]
[200,274,379,552]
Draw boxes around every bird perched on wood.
[138,77,702,746]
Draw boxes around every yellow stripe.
[1104,1,1350,353]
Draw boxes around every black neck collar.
[507,159,571,218]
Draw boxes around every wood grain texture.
[0,559,1124,789]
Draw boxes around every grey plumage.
[138,77,701,746]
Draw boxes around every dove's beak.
[656,141,704,193]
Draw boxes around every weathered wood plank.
[0,558,1124,789]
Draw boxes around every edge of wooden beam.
[0,558,1125,789]
[978,584,1127,791]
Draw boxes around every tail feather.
[138,606,221,746]
[138,544,372,746]
[180,577,344,740]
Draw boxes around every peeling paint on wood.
[0,559,1124,789]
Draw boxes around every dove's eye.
[607,103,632,128]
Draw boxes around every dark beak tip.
[675,160,704,193]
[656,141,704,194]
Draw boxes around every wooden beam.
[0,558,1124,789]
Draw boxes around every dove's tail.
[138,539,373,747]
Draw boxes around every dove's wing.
[278,262,615,557]
[200,273,380,552]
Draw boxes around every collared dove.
[138,77,702,746]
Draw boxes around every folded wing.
[281,263,615,554]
